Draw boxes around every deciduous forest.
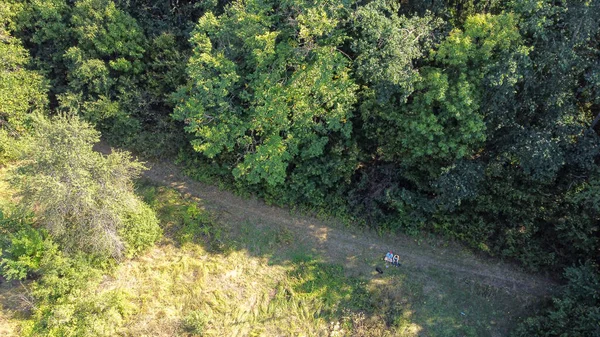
[0,0,599,336]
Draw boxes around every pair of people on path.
[385,251,400,266]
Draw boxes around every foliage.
[441,0,600,271]
[404,13,525,175]
[9,0,72,95]
[351,12,531,234]
[513,262,600,337]
[351,0,441,104]
[0,227,51,281]
[0,212,52,281]
[4,0,600,335]
[0,129,18,165]
[23,250,132,337]
[119,201,161,257]
[58,0,148,145]
[10,0,190,157]
[0,209,133,336]
[10,114,160,258]
[0,2,47,132]
[174,0,359,206]
[182,310,208,336]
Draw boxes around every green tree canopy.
[174,0,358,205]
[0,3,47,132]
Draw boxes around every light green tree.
[174,0,358,205]
[0,2,47,133]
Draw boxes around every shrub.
[120,201,162,257]
[23,251,133,337]
[27,287,133,337]
[182,310,208,336]
[10,114,161,258]
[0,212,133,337]
[513,262,600,337]
[0,129,18,165]
[0,226,54,281]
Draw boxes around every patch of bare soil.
[95,142,558,299]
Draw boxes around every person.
[393,254,400,266]
[384,251,394,263]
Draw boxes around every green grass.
[0,166,15,210]
[124,180,532,336]
[0,178,538,336]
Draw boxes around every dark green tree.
[513,262,600,337]
[350,12,529,229]
[58,0,148,144]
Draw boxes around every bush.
[0,211,53,281]
[120,201,162,257]
[513,262,600,337]
[0,226,54,281]
[23,251,133,337]
[0,129,18,165]
[10,114,161,258]
[0,212,133,336]
[27,286,133,337]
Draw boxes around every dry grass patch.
[105,244,336,336]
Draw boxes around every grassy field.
[0,172,542,336]
[98,181,534,336]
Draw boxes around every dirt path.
[96,143,558,299]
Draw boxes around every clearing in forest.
[0,150,557,336]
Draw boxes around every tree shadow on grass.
[0,279,32,337]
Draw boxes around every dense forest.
[1,0,599,336]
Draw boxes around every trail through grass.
[93,181,540,336]
[0,159,551,336]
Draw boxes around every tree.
[10,114,161,258]
[60,0,148,142]
[346,0,442,226]
[0,2,47,133]
[11,0,194,157]
[174,0,358,206]
[9,0,72,100]
[513,262,600,337]
[400,13,526,174]
[455,0,600,269]
[12,0,150,143]
[350,12,529,228]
